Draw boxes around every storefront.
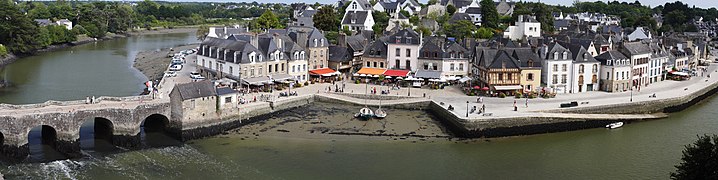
[309,68,340,82]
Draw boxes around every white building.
[619,42,651,89]
[504,15,541,41]
[595,50,632,92]
[386,29,421,71]
[539,42,573,93]
[566,45,600,93]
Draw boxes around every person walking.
[525,98,528,108]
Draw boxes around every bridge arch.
[79,117,115,151]
[141,114,180,147]
[27,125,63,162]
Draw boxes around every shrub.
[498,92,506,98]
[295,83,303,88]
[304,81,309,86]
[515,93,522,99]
[0,44,7,57]
[356,79,361,84]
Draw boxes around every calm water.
[1,100,718,179]
[1,34,717,179]
[0,32,197,104]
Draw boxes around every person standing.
[525,98,528,108]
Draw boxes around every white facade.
[542,59,572,94]
[387,43,420,71]
[630,54,651,88]
[504,15,541,40]
[288,60,308,83]
[600,62,632,92]
[569,63,600,93]
[441,59,469,77]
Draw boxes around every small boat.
[606,122,624,129]
[357,107,374,119]
[374,108,386,118]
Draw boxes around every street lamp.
[466,101,469,117]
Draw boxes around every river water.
[1,33,718,179]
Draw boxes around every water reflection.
[79,118,118,155]
[28,125,66,162]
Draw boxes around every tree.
[0,0,41,54]
[313,5,340,32]
[400,10,410,18]
[27,2,52,19]
[414,26,431,36]
[427,0,438,5]
[476,27,494,39]
[409,15,420,26]
[670,135,718,179]
[342,26,353,36]
[72,25,88,35]
[446,5,456,16]
[197,24,209,40]
[254,10,283,30]
[372,11,390,36]
[480,0,499,29]
[0,44,7,57]
[443,20,477,39]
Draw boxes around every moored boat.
[357,107,374,119]
[606,122,624,129]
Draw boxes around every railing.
[0,95,154,110]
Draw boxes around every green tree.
[0,44,7,57]
[427,0,438,5]
[372,11,390,36]
[72,25,88,35]
[313,5,340,32]
[409,15,420,26]
[533,3,554,32]
[28,2,52,19]
[342,26,352,36]
[197,24,209,40]
[447,5,456,16]
[0,0,41,54]
[443,20,477,39]
[400,10,410,18]
[37,26,51,48]
[414,26,431,36]
[670,135,718,179]
[480,0,499,29]
[253,10,283,30]
[476,27,494,39]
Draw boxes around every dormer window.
[563,52,568,59]
[554,52,559,60]
[528,59,534,67]
[395,37,401,43]
[314,39,318,47]
[450,52,455,58]
[321,39,324,46]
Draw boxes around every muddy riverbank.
[133,44,198,82]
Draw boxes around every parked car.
[190,72,205,79]
[171,58,183,64]
[164,71,177,77]
[169,64,183,71]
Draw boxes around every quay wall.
[542,79,718,114]
[179,95,314,140]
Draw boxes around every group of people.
[85,96,97,104]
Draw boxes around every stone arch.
[79,117,115,150]
[142,114,170,133]
[27,125,62,161]
[28,125,57,146]
[0,131,4,146]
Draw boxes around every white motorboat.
[374,108,386,118]
[606,122,624,129]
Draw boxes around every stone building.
[289,27,329,71]
[363,39,388,69]
[418,37,471,78]
[170,81,218,129]
[386,29,421,71]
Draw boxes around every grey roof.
[441,0,472,9]
[621,42,651,55]
[216,87,238,96]
[173,80,217,100]
[449,13,472,23]
[380,1,399,11]
[388,29,420,45]
[495,0,515,16]
[465,7,482,14]
[595,50,628,66]
[346,34,368,52]
[415,69,442,79]
[566,44,598,63]
[544,42,571,60]
[364,39,388,58]
[419,37,470,60]
[476,49,521,69]
[34,19,52,26]
[353,0,373,10]
[199,37,260,64]
[343,11,370,25]
[328,46,353,62]
[213,27,247,38]
[509,48,542,68]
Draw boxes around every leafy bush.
[0,44,7,57]
[304,81,309,86]
[355,79,360,84]
[498,92,506,98]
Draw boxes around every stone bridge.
[0,95,177,160]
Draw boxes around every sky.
[180,0,718,9]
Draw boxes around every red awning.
[383,69,410,77]
[309,68,338,76]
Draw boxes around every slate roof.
[200,37,261,64]
[173,80,217,100]
[465,7,482,14]
[508,48,543,68]
[346,34,368,52]
[621,42,651,55]
[328,46,353,62]
[595,50,628,66]
[419,37,470,60]
[566,44,598,63]
[544,42,571,60]
[364,39,388,58]
[34,19,52,26]
[476,49,521,69]
[449,13,472,23]
[213,27,247,38]
[379,1,399,11]
[387,29,420,45]
[216,87,238,96]
[343,11,370,25]
[441,0,472,9]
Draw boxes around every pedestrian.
[92,96,96,104]
[525,98,528,108]
[479,97,483,103]
[86,96,90,104]
[482,104,485,112]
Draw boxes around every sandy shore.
[212,102,487,144]
[133,44,198,82]
[127,27,197,36]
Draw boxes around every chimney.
[518,15,524,22]
[251,33,259,48]
[338,32,347,47]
